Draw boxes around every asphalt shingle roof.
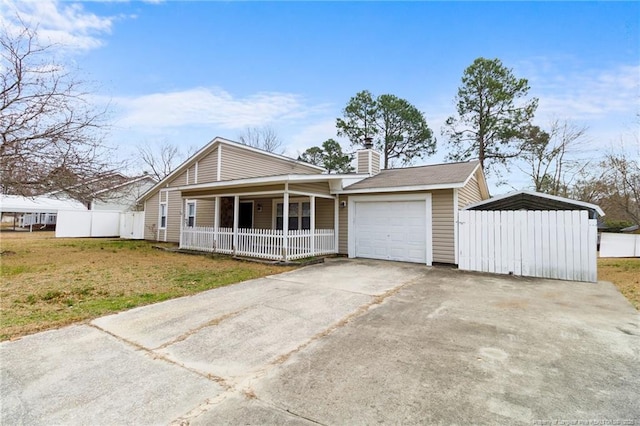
[344,160,480,190]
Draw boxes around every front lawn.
[0,232,293,341]
[598,257,640,310]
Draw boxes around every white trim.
[348,193,433,266]
[310,196,316,256]
[194,161,198,184]
[186,168,189,185]
[214,196,220,247]
[217,144,222,181]
[337,182,467,195]
[334,196,340,253]
[463,189,605,217]
[163,191,168,242]
[453,188,459,265]
[460,163,480,187]
[139,137,324,202]
[283,183,289,260]
[460,164,490,199]
[287,190,335,200]
[185,190,285,199]
[271,197,311,230]
[159,202,167,230]
[171,173,368,192]
[368,151,372,175]
[186,200,196,227]
[233,195,239,253]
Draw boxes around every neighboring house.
[139,137,489,265]
[48,173,156,211]
[1,175,155,231]
[89,175,155,211]
[0,194,87,229]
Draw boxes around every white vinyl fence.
[180,226,336,260]
[56,210,145,239]
[119,212,145,240]
[56,210,121,238]
[458,210,597,282]
[599,233,640,258]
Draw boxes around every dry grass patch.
[0,232,294,340]
[598,257,640,310]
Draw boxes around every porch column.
[310,195,316,256]
[213,196,220,250]
[282,184,289,261]
[334,196,340,253]
[179,197,185,247]
[233,195,239,255]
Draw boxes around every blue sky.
[1,1,639,192]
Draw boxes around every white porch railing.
[180,226,336,260]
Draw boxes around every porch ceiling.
[176,174,359,200]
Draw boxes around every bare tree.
[600,152,640,225]
[237,125,283,153]
[136,141,187,181]
[570,143,639,225]
[520,119,589,196]
[0,21,113,197]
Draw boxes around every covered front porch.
[175,177,342,261]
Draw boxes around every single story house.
[139,137,489,265]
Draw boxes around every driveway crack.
[153,308,247,350]
[89,323,232,391]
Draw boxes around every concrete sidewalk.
[1,259,426,425]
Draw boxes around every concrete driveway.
[1,259,638,425]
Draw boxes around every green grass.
[598,257,640,310]
[0,232,294,340]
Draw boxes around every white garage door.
[354,200,427,264]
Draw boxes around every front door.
[238,202,253,229]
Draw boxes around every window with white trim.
[159,203,167,229]
[186,201,196,227]
[275,201,311,230]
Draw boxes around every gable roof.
[340,160,483,193]
[92,175,156,196]
[139,137,325,202]
[464,190,605,218]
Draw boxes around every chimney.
[356,137,381,175]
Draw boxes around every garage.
[348,195,433,265]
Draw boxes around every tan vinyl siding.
[253,198,273,229]
[196,147,219,183]
[339,195,348,254]
[356,151,369,174]
[371,152,380,174]
[166,170,187,188]
[458,176,483,208]
[144,192,160,240]
[432,190,455,264]
[315,198,335,229]
[220,145,320,180]
[289,182,331,196]
[166,191,183,243]
[195,199,215,227]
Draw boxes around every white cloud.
[0,0,116,51]
[528,62,639,121]
[112,87,331,132]
[286,119,344,158]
